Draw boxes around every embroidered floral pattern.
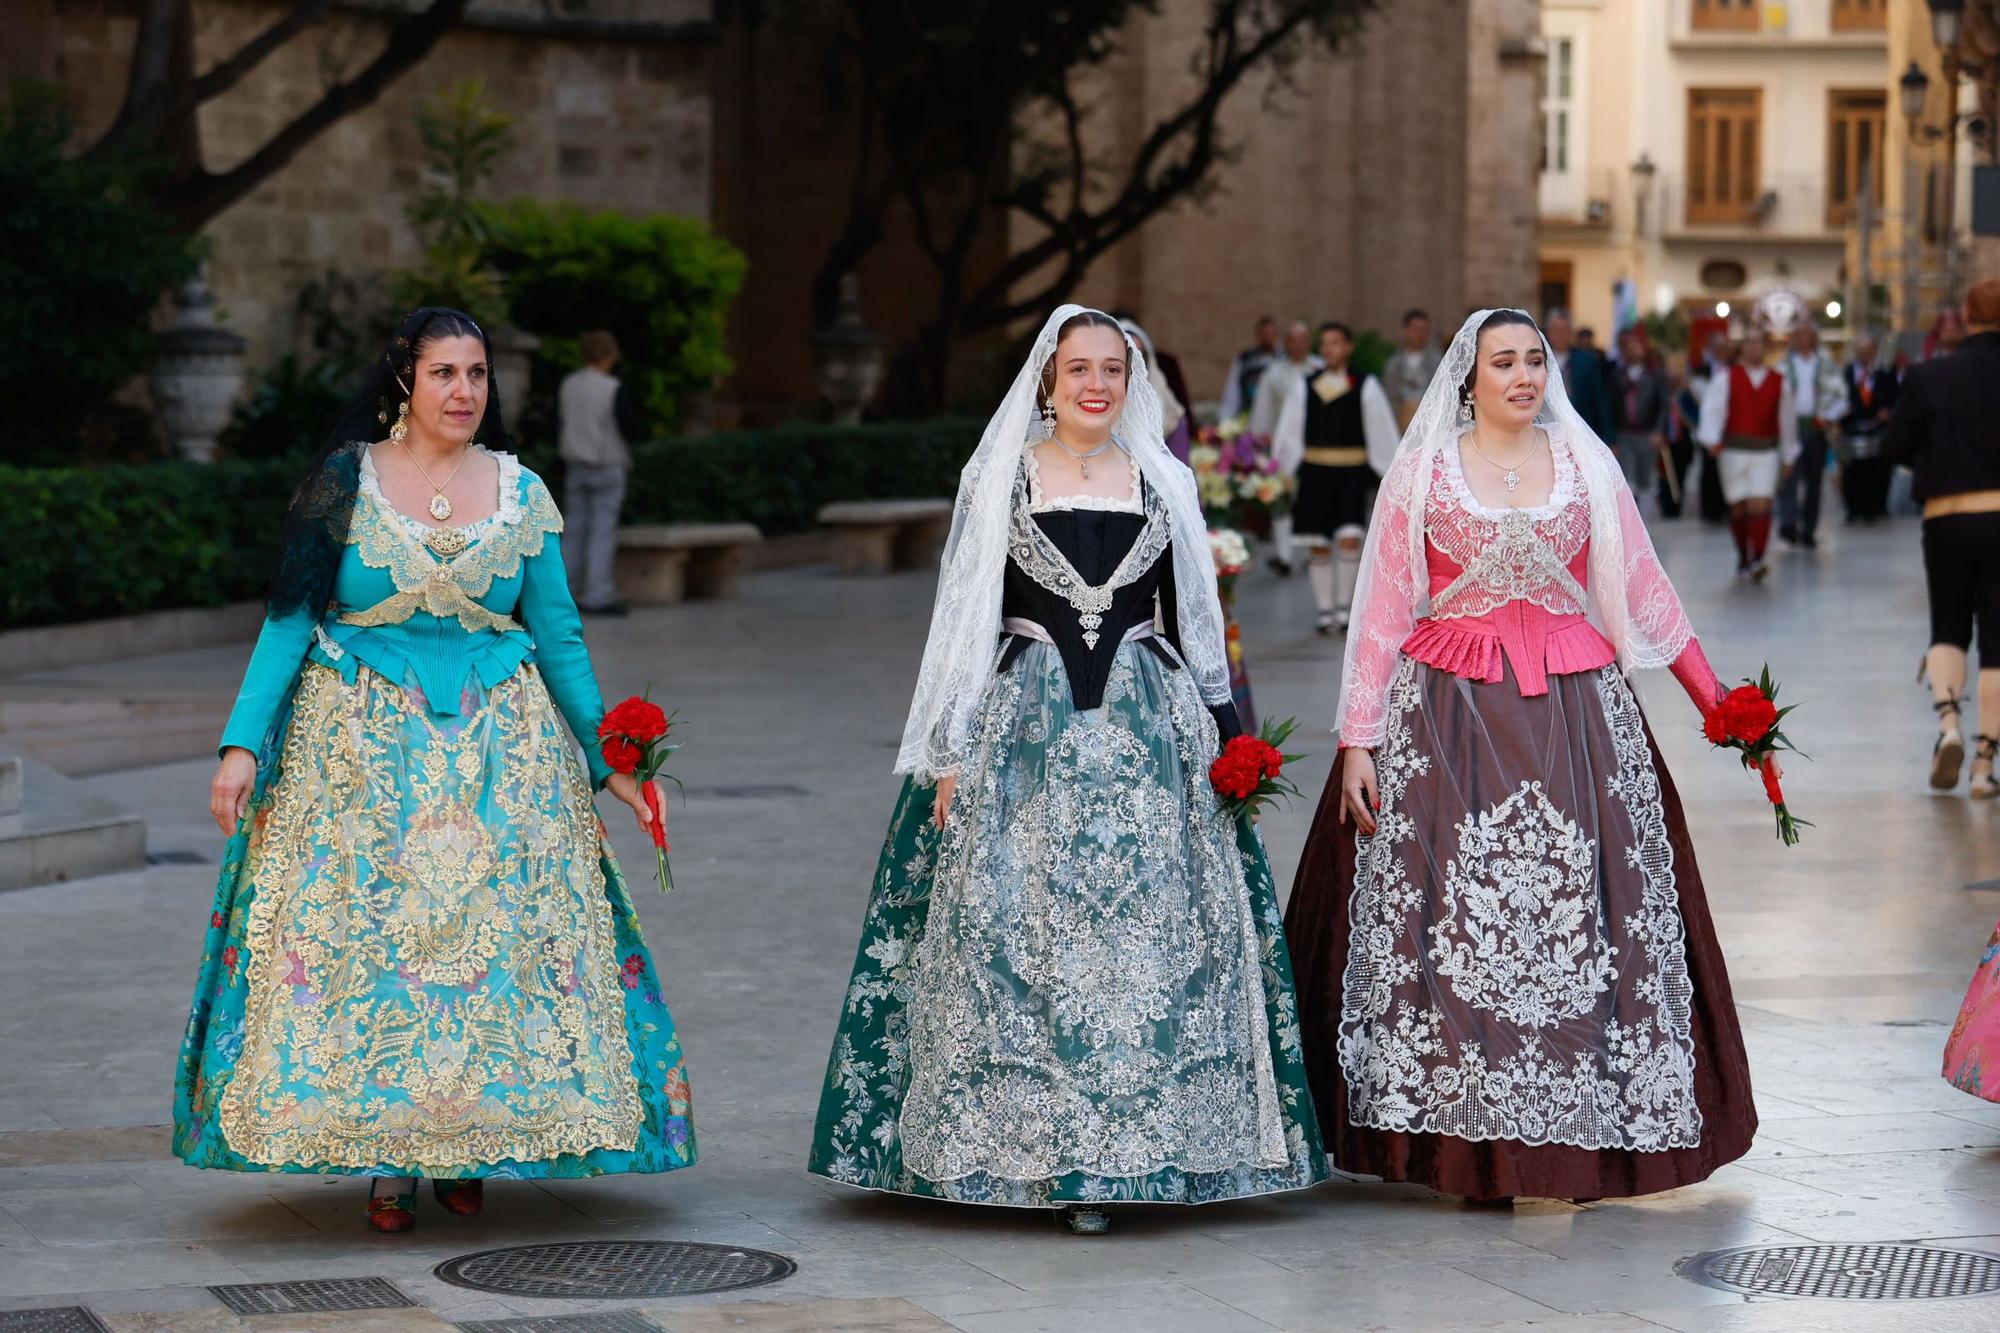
[215,663,646,1170]
[808,638,1325,1204]
[1429,781,1615,1028]
[1338,656,1703,1152]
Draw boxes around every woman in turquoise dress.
[806,307,1324,1234]
[176,307,694,1232]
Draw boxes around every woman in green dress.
[807,306,1325,1233]
[176,308,694,1232]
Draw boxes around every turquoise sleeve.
[519,528,614,789]
[218,607,318,759]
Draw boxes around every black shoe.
[1778,523,1799,546]
[1267,557,1293,578]
[581,601,630,617]
[1800,535,1818,549]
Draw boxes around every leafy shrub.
[623,418,979,536]
[0,85,200,464]
[0,418,980,629]
[483,202,747,434]
[218,354,356,459]
[0,457,299,627]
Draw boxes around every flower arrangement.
[597,693,684,890]
[1208,717,1306,820]
[1703,666,1808,846]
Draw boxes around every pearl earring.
[1457,392,1475,426]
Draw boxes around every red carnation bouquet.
[1208,716,1307,820]
[1703,665,1809,846]
[596,693,683,891]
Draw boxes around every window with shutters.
[1687,88,1762,224]
[1831,0,1887,33]
[1827,90,1885,227]
[1691,0,1760,33]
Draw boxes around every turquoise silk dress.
[173,445,696,1180]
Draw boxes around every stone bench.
[615,523,763,605]
[817,498,954,575]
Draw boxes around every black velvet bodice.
[1303,371,1366,446]
[998,505,1240,740]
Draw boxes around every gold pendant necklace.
[400,440,472,520]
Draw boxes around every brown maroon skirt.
[1285,659,1756,1200]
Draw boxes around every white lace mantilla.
[1337,656,1702,1152]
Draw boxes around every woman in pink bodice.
[1283,309,1758,1202]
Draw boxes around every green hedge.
[622,418,980,536]
[0,458,301,628]
[0,419,983,630]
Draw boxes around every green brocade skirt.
[808,639,1325,1206]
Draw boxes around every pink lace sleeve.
[1334,454,1424,749]
[1669,639,1726,717]
[1609,479,1695,671]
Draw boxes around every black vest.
[1303,371,1366,448]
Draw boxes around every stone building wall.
[1042,0,1542,404]
[7,0,715,369]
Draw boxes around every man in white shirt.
[1250,321,1325,574]
[1272,322,1399,632]
[1776,323,1848,549]
[1696,332,1799,582]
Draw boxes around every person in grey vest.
[557,330,646,616]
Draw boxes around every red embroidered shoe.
[365,1189,416,1234]
[432,1178,484,1217]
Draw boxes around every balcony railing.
[1539,168,1620,228]
[1654,172,1848,238]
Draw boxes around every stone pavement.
[2,514,1999,1332]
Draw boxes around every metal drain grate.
[1679,1243,2000,1300]
[457,1315,664,1333]
[208,1277,414,1314]
[434,1240,797,1299]
[0,1310,111,1333]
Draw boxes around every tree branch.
[167,0,472,231]
[185,1,336,110]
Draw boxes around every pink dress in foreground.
[1945,923,2000,1101]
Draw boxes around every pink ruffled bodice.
[1400,444,1614,694]
[1339,442,1722,749]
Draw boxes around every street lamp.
[1631,152,1657,238]
[1930,0,1966,53]
[1902,61,1933,127]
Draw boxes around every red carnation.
[1716,686,1779,745]
[1702,708,1730,746]
[601,737,642,775]
[599,698,669,743]
[1208,750,1261,801]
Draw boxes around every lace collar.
[358,444,523,546]
[1025,443,1144,515]
[1436,426,1581,522]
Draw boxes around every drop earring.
[1041,400,1057,433]
[1457,392,1475,426]
[389,400,410,445]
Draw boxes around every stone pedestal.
[489,325,541,432]
[0,755,147,893]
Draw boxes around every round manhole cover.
[434,1240,796,1299]
[1679,1243,2000,1300]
